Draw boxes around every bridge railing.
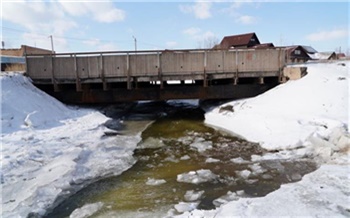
[26,48,286,83]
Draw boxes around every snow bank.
[1,73,141,217]
[214,164,350,217]
[1,73,73,134]
[177,61,350,217]
[179,164,350,217]
[206,61,348,150]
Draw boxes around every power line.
[1,25,167,50]
[1,26,130,43]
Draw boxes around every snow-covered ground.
[1,73,142,217]
[176,61,350,217]
[1,61,349,218]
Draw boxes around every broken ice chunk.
[146,178,166,186]
[177,169,217,184]
[184,190,205,202]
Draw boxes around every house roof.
[337,53,346,58]
[283,45,299,53]
[283,45,308,55]
[309,52,336,60]
[252,43,274,49]
[300,45,318,54]
[284,45,311,58]
[220,32,260,48]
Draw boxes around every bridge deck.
[26,48,287,103]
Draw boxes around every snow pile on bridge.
[1,73,141,217]
[176,61,349,217]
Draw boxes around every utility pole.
[132,35,137,52]
[49,35,54,53]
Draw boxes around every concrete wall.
[27,49,286,82]
[283,67,307,80]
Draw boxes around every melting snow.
[176,61,350,217]
[2,60,350,218]
[1,73,141,217]
[190,137,213,152]
[177,169,217,184]
[184,190,205,202]
[69,202,104,218]
[146,178,167,186]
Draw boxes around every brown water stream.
[46,102,317,218]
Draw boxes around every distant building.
[252,43,275,49]
[215,32,261,49]
[337,53,346,59]
[309,52,337,60]
[284,45,311,63]
[300,45,318,55]
[1,45,52,71]
[1,45,53,57]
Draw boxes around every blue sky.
[1,1,349,54]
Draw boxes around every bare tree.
[197,36,220,49]
[334,46,342,53]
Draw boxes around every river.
[46,101,317,218]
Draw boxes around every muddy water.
[47,102,317,218]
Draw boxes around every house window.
[250,38,255,42]
[294,50,301,55]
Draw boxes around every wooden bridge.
[26,48,289,103]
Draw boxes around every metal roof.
[220,32,260,48]
[300,46,318,54]
[309,52,336,60]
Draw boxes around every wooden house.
[216,32,261,49]
[284,46,311,63]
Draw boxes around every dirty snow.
[176,61,350,217]
[1,73,142,217]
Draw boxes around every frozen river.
[46,102,317,217]
[2,60,348,218]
